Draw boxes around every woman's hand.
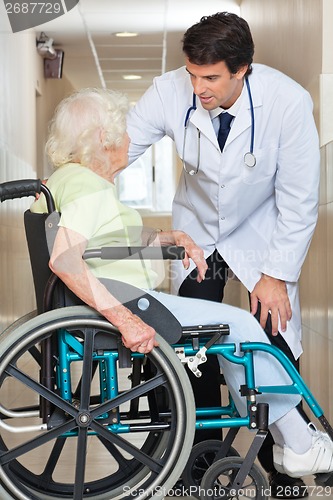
[114,309,159,353]
[174,231,207,282]
[155,230,207,282]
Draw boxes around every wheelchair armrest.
[83,246,185,261]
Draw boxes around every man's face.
[185,58,247,110]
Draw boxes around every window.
[117,136,175,213]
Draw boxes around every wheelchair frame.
[0,179,332,500]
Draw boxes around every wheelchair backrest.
[24,209,84,314]
[24,210,52,313]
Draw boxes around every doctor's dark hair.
[182,12,254,77]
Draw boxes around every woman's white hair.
[46,87,129,169]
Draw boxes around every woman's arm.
[49,226,158,353]
[150,229,207,283]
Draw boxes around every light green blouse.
[31,163,158,289]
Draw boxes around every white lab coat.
[127,64,320,359]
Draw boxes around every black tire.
[0,306,196,499]
[200,456,269,500]
[182,439,239,495]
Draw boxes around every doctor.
[127,11,320,498]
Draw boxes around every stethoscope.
[182,77,256,175]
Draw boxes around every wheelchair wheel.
[0,306,195,499]
[200,457,269,499]
[182,440,239,495]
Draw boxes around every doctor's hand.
[250,274,292,335]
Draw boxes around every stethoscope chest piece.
[244,152,256,168]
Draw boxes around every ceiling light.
[114,32,138,38]
[122,75,142,80]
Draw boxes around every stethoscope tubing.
[184,92,197,128]
[245,78,255,156]
[182,76,256,174]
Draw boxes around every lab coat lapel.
[186,77,263,148]
[190,105,219,147]
[227,77,263,146]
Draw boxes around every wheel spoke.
[90,371,167,419]
[97,435,143,476]
[90,420,163,474]
[74,427,88,499]
[79,329,95,410]
[5,364,77,417]
[0,419,76,465]
[38,437,67,488]
[73,360,99,399]
[27,345,42,365]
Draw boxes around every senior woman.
[31,88,333,479]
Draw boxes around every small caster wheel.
[182,439,239,496]
[200,456,269,499]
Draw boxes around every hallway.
[1,0,333,498]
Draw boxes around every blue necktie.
[218,112,233,151]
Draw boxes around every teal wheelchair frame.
[0,179,332,500]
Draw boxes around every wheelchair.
[0,179,333,500]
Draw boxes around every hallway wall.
[0,26,73,332]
